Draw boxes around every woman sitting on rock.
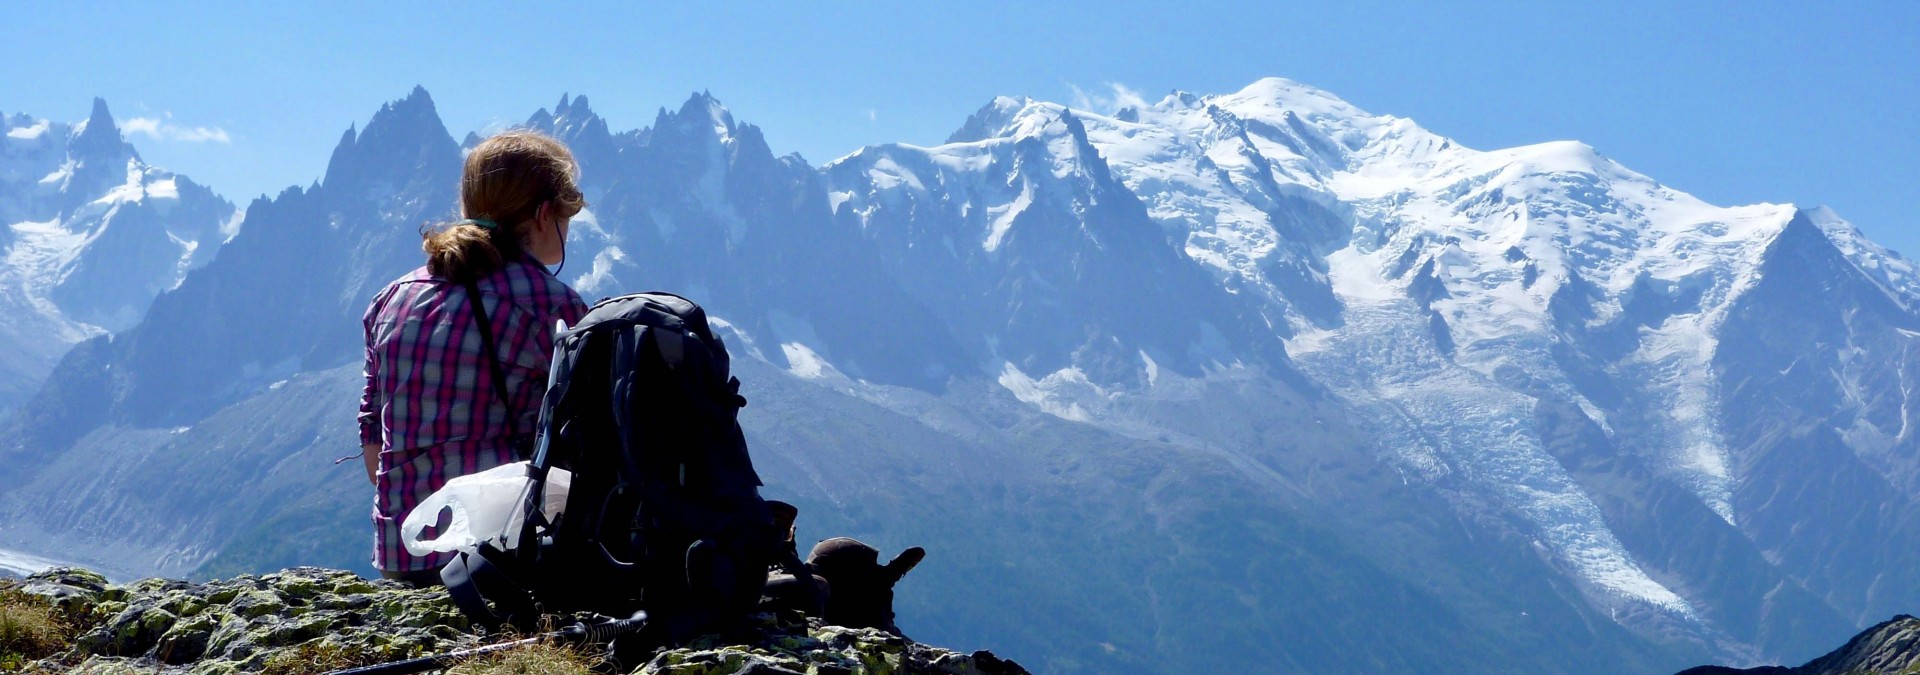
[357,130,589,586]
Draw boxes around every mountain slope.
[0,100,234,410]
[814,78,1917,663]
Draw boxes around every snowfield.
[828,77,1920,636]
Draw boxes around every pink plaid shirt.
[359,254,588,572]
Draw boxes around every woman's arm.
[362,443,381,485]
[360,300,386,486]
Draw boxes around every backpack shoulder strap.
[464,281,521,452]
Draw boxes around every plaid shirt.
[359,253,588,572]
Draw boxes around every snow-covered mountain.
[0,99,235,409]
[3,80,1914,673]
[823,78,1914,660]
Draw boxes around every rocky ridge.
[1677,615,1920,675]
[1,566,1026,675]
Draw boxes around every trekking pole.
[322,612,647,675]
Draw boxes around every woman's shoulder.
[392,265,438,286]
[490,257,585,311]
[365,266,438,311]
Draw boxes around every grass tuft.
[258,639,390,675]
[445,640,599,675]
[257,633,599,675]
[0,586,68,672]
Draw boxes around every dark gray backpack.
[442,291,777,644]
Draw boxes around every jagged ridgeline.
[2,80,1918,674]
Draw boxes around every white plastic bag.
[400,461,571,556]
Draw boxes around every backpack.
[440,291,778,644]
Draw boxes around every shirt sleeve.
[358,294,386,448]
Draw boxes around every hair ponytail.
[421,130,584,283]
[421,220,511,283]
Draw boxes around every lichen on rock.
[5,567,1027,675]
[7,567,473,673]
[633,619,1024,675]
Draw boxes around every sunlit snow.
[815,76,1920,635]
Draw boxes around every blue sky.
[6,1,1916,253]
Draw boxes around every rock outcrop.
[1677,615,1920,675]
[2,567,1026,674]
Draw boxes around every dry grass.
[444,641,600,675]
[256,636,599,675]
[258,639,390,675]
[0,587,67,672]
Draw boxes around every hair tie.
[457,218,499,230]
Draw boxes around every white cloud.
[123,113,231,144]
[865,108,878,122]
[122,117,163,136]
[1068,84,1095,111]
[1106,83,1148,110]
[1065,82,1149,114]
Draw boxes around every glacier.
[825,77,1918,646]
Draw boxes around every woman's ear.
[533,201,553,231]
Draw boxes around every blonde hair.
[421,130,585,282]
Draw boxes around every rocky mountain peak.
[321,87,457,206]
[666,90,736,139]
[532,92,613,143]
[68,97,131,160]
[523,93,620,186]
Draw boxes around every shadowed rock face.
[1677,615,1920,675]
[5,566,1029,675]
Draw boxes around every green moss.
[67,655,154,674]
[169,594,210,618]
[229,590,287,618]
[330,579,378,596]
[203,614,250,656]
[90,601,126,620]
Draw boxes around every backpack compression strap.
[441,546,539,632]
